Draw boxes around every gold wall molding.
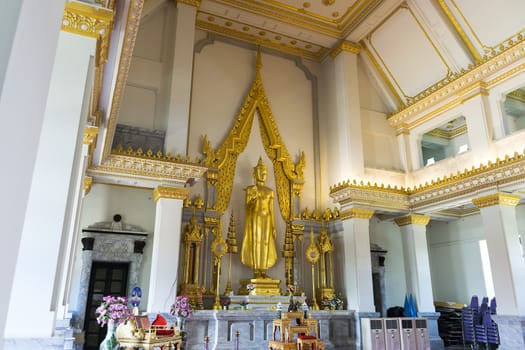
[196,18,326,61]
[436,0,481,63]
[340,208,374,220]
[331,149,525,213]
[214,0,380,37]
[426,124,467,140]
[61,1,115,66]
[153,186,189,202]
[87,153,207,186]
[329,41,360,58]
[388,36,525,130]
[101,0,144,160]
[394,215,430,227]
[472,193,521,209]
[83,177,93,196]
[83,126,98,145]
[177,0,201,7]
[201,50,305,220]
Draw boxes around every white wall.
[369,218,407,309]
[69,184,156,313]
[426,207,525,306]
[361,108,402,171]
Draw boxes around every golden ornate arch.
[202,49,305,221]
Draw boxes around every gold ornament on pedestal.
[211,226,228,310]
[305,227,320,310]
[317,222,335,307]
[224,211,238,296]
[238,157,280,296]
[180,212,204,309]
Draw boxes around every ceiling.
[141,0,525,113]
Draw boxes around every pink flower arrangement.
[170,295,193,318]
[95,295,133,326]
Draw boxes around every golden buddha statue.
[240,157,278,278]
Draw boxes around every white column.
[396,130,412,171]
[340,208,375,312]
[0,0,64,344]
[148,186,188,313]
[462,92,492,163]
[331,43,365,181]
[472,193,525,316]
[164,1,198,156]
[395,215,435,312]
[5,31,96,338]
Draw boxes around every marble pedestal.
[492,315,525,350]
[178,310,356,350]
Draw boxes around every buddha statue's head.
[253,157,267,184]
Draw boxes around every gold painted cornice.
[196,19,326,61]
[153,186,189,202]
[83,177,93,196]
[177,0,201,8]
[426,124,467,140]
[61,1,114,66]
[87,153,207,187]
[330,41,361,58]
[331,149,525,213]
[394,215,430,227]
[340,208,374,220]
[472,193,521,209]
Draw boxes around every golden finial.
[256,45,262,72]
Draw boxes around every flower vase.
[288,294,295,312]
[175,316,184,331]
[100,320,118,350]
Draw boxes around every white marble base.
[178,309,356,350]
[493,315,525,350]
[4,337,65,350]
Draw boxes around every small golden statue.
[238,157,280,295]
[241,157,277,278]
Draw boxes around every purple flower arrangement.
[170,295,194,318]
[95,295,133,326]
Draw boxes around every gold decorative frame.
[202,50,305,220]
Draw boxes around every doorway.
[83,261,129,350]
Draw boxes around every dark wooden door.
[84,261,129,350]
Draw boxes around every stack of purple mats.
[462,296,499,348]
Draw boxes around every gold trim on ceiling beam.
[177,0,202,7]
[449,0,525,56]
[329,41,360,58]
[437,0,481,63]
[212,0,380,38]
[196,19,327,61]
